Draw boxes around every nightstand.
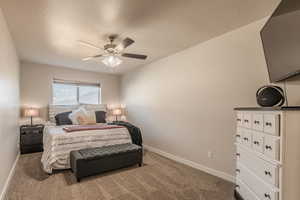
[20,124,44,154]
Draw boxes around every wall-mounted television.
[261,0,300,83]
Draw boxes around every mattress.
[41,124,131,173]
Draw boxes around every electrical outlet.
[208,151,213,159]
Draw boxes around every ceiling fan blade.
[82,54,103,61]
[78,40,102,50]
[122,53,147,60]
[116,37,135,51]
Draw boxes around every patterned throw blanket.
[63,125,124,132]
[41,124,132,173]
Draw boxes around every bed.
[41,104,139,173]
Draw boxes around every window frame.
[52,79,101,105]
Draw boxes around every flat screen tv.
[261,0,300,83]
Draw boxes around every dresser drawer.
[252,114,264,131]
[237,113,243,127]
[20,144,43,154]
[252,131,264,153]
[263,114,280,136]
[236,179,260,200]
[21,129,42,135]
[241,129,252,148]
[21,133,43,145]
[243,113,252,129]
[236,127,244,144]
[264,135,280,161]
[237,146,279,187]
[237,163,279,200]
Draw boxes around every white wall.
[121,19,270,177]
[20,61,121,121]
[0,8,20,198]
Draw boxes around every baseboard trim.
[0,153,20,200]
[144,145,235,183]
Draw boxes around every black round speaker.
[256,85,285,107]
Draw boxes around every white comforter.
[41,124,131,173]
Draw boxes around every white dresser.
[234,107,300,200]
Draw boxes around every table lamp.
[24,108,39,126]
[112,108,122,121]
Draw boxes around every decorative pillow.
[95,111,106,123]
[69,107,87,125]
[77,116,88,125]
[86,111,97,124]
[55,111,72,126]
[77,112,96,125]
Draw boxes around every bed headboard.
[48,104,107,123]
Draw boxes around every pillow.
[95,111,106,123]
[77,116,86,125]
[69,107,87,125]
[55,111,72,126]
[86,111,97,124]
[77,111,96,125]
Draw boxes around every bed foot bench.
[70,143,143,182]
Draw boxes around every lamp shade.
[24,108,39,117]
[112,108,122,116]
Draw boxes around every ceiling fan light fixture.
[80,36,147,68]
[102,55,122,67]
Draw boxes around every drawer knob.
[243,137,249,141]
[236,153,240,157]
[265,145,272,150]
[237,118,241,122]
[236,134,241,138]
[244,119,249,123]
[265,122,272,126]
[235,184,240,189]
[235,169,240,173]
[264,171,272,177]
[264,193,271,199]
[253,141,260,145]
[254,120,260,124]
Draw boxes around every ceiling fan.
[79,35,147,68]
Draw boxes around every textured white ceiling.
[0,0,280,74]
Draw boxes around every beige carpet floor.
[6,151,234,200]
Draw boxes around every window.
[52,79,101,105]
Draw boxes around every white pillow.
[69,107,87,125]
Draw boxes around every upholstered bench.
[70,143,143,182]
